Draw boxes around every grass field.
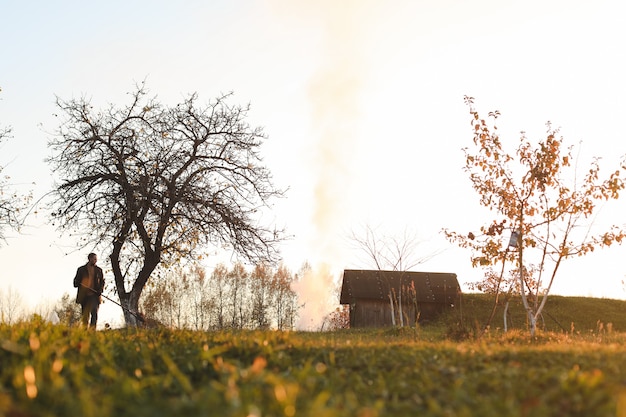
[2,294,626,417]
[449,293,626,336]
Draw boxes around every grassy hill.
[438,293,626,335]
[1,295,625,416]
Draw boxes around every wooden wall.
[349,299,449,328]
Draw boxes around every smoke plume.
[272,1,377,329]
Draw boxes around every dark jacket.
[74,264,105,305]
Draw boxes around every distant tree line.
[1,262,353,330]
[140,262,299,330]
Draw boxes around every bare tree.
[0,286,25,324]
[54,292,82,326]
[0,87,32,244]
[169,270,190,328]
[141,275,175,327]
[188,265,213,331]
[250,263,273,329]
[210,264,229,329]
[141,266,192,328]
[47,83,285,325]
[349,224,439,271]
[349,224,441,327]
[230,262,252,329]
[271,264,298,330]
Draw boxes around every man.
[73,253,105,328]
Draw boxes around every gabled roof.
[340,269,460,305]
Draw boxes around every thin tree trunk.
[398,287,404,327]
[516,220,537,337]
[481,252,507,337]
[503,300,509,332]
[389,293,396,326]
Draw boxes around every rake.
[80,283,146,324]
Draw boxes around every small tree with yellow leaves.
[446,97,626,336]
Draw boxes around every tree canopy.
[47,83,285,325]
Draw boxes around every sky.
[1,0,625,327]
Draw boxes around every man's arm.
[96,267,105,293]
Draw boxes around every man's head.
[88,253,98,265]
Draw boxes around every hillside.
[446,293,626,334]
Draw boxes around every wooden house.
[339,269,461,328]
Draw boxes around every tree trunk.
[528,311,537,337]
[516,225,538,336]
[110,244,160,326]
[118,291,141,326]
[503,300,510,332]
[389,293,396,326]
[481,254,507,337]
[398,287,404,327]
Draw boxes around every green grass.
[2,296,626,417]
[448,293,626,335]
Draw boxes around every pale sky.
[1,0,625,324]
